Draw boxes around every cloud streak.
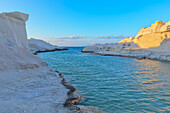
[98,35,124,39]
[58,35,83,39]
[57,35,124,40]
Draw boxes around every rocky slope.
[82,21,170,62]
[0,12,80,113]
[28,38,68,55]
[119,21,170,48]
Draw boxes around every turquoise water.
[38,47,170,113]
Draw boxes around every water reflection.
[134,59,170,111]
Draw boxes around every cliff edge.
[0,12,80,113]
[119,21,170,48]
[28,38,68,54]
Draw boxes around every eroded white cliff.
[0,12,78,113]
[0,12,45,71]
[28,38,68,54]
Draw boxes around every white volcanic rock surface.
[155,38,170,51]
[118,21,170,48]
[82,21,170,61]
[28,38,67,54]
[82,39,170,61]
[0,12,72,113]
[135,21,170,38]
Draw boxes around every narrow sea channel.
[38,47,170,113]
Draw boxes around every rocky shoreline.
[81,49,170,62]
[0,11,83,113]
[55,71,82,112]
[33,48,68,55]
[28,38,68,55]
[28,38,82,111]
[82,20,170,62]
[0,11,106,113]
[28,38,83,111]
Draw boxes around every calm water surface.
[38,47,170,113]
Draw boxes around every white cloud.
[58,35,83,39]
[98,35,124,39]
[39,34,125,46]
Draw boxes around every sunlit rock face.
[133,21,170,48]
[82,20,170,61]
[119,36,134,43]
[119,21,170,48]
[133,32,170,48]
[135,21,170,38]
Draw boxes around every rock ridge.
[28,38,68,55]
[82,21,170,62]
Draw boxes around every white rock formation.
[123,21,170,48]
[154,38,170,51]
[0,12,79,113]
[135,21,170,38]
[118,36,135,43]
[82,21,170,62]
[28,38,68,54]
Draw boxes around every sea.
[37,47,170,113]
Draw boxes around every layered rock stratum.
[82,21,170,61]
[0,12,80,113]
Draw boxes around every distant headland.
[82,21,170,62]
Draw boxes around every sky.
[0,0,170,46]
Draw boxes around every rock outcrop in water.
[0,12,80,113]
[28,38,68,54]
[82,21,170,62]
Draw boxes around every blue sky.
[0,0,170,46]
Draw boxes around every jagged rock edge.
[55,71,82,113]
